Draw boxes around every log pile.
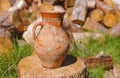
[64,0,120,38]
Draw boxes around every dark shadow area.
[61,55,77,67]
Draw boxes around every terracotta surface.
[33,12,69,68]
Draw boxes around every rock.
[113,64,120,78]
[23,17,42,45]
[18,55,88,78]
[82,17,107,33]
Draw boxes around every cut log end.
[103,14,117,28]
[90,9,104,22]
[18,55,87,78]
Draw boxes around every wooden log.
[0,35,13,56]
[85,0,96,9]
[82,56,113,70]
[18,55,88,78]
[72,0,87,22]
[72,32,105,43]
[110,9,120,22]
[104,0,115,7]
[67,0,75,7]
[12,9,31,32]
[0,0,11,11]
[112,0,120,10]
[63,8,73,28]
[96,0,113,14]
[90,9,104,22]
[82,17,107,33]
[103,13,117,28]
[109,23,120,37]
[40,2,54,11]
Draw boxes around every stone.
[18,55,87,78]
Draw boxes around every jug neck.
[41,12,64,27]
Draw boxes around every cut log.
[82,56,113,70]
[12,9,31,32]
[110,9,120,22]
[90,9,104,22]
[67,0,75,7]
[96,0,113,14]
[112,0,120,10]
[103,13,117,28]
[82,17,107,33]
[0,0,11,11]
[85,0,96,9]
[0,35,13,56]
[18,55,88,78]
[63,8,73,28]
[40,2,54,11]
[109,23,120,37]
[104,0,115,7]
[72,0,87,22]
[72,32,105,43]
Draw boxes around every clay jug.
[33,11,69,69]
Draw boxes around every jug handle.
[33,22,44,40]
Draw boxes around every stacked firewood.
[64,0,120,38]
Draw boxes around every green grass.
[69,36,120,78]
[69,36,120,64]
[0,43,33,78]
[0,36,120,78]
[88,66,104,78]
